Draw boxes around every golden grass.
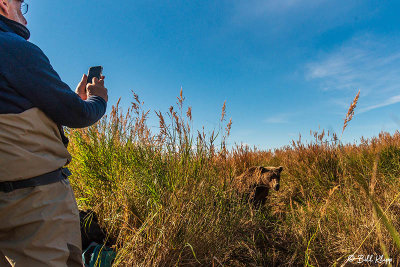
[341,90,360,140]
[66,90,400,266]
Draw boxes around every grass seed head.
[342,90,360,136]
[186,106,192,121]
[221,101,226,122]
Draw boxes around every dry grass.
[66,90,400,266]
[341,90,360,140]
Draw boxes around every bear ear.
[277,166,283,173]
[261,167,270,173]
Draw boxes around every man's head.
[0,0,27,26]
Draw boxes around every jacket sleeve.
[2,38,107,128]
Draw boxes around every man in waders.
[0,1,108,266]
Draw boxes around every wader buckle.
[0,182,13,193]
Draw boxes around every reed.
[67,90,400,266]
[341,90,360,140]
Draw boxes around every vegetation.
[67,90,400,266]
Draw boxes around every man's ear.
[0,0,10,17]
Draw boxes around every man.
[0,0,108,266]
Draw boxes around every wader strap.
[0,168,71,193]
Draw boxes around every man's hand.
[75,74,108,102]
[75,74,88,100]
[87,77,108,102]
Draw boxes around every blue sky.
[26,0,400,149]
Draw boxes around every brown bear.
[234,166,283,207]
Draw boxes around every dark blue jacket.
[0,15,107,182]
[0,15,106,128]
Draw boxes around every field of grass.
[66,91,400,266]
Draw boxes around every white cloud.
[359,95,400,114]
[264,113,291,124]
[232,0,327,18]
[230,0,358,33]
[306,35,400,95]
[306,34,400,117]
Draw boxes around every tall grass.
[67,90,400,266]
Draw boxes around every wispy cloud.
[306,34,400,117]
[306,35,400,95]
[230,0,358,34]
[264,113,291,124]
[359,95,400,114]
[234,0,327,17]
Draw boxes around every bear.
[234,166,283,207]
[79,210,106,251]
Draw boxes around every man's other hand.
[86,77,108,102]
[75,74,88,100]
